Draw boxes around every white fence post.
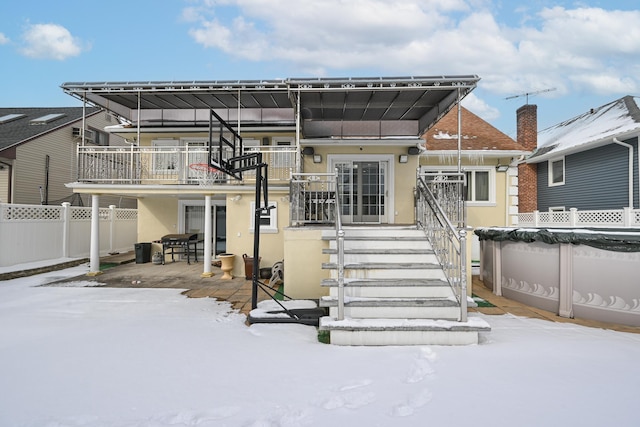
[533,210,539,227]
[623,207,632,227]
[569,208,578,227]
[62,202,71,258]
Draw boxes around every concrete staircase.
[318,226,490,345]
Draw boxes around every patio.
[50,251,275,316]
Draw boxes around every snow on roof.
[529,96,640,162]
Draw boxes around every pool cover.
[474,227,640,253]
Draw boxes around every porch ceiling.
[61,75,479,137]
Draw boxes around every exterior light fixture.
[399,155,408,163]
[313,154,322,163]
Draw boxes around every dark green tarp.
[474,227,640,253]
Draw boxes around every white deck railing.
[76,145,298,184]
[518,208,640,228]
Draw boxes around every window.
[89,127,109,146]
[249,201,278,234]
[30,113,65,125]
[549,158,565,186]
[465,170,491,203]
[420,166,495,206]
[0,113,25,124]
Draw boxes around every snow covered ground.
[1,263,639,427]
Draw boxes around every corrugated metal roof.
[61,76,479,138]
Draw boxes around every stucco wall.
[283,227,330,300]
[137,197,180,254]
[224,189,289,278]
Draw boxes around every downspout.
[613,137,634,208]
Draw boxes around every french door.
[335,160,388,224]
[181,201,227,255]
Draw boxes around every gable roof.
[0,107,100,152]
[527,96,640,163]
[421,106,527,156]
[61,76,480,139]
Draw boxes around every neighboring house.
[524,96,640,212]
[0,107,136,208]
[420,106,530,263]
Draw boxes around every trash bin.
[242,253,261,279]
[134,243,152,264]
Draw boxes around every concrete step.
[328,239,432,250]
[321,278,453,298]
[323,262,447,280]
[319,316,491,346]
[321,227,422,238]
[319,296,460,319]
[324,248,437,264]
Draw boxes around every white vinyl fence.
[518,207,640,228]
[0,203,138,268]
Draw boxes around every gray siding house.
[526,96,640,211]
[0,107,136,207]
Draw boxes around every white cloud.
[183,1,640,99]
[462,93,500,122]
[20,23,85,60]
[0,33,9,44]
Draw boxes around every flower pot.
[218,253,235,280]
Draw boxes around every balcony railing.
[76,145,298,184]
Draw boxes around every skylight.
[0,113,26,124]
[30,113,66,125]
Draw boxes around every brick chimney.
[517,104,538,213]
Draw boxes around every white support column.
[109,205,116,255]
[558,243,574,318]
[61,202,71,258]
[87,194,102,276]
[201,194,214,278]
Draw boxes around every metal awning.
[61,75,479,137]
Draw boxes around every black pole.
[251,154,264,309]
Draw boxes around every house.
[523,96,640,212]
[0,107,136,208]
[420,106,529,263]
[61,76,494,345]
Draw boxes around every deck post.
[87,194,102,276]
[201,195,214,278]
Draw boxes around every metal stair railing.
[332,169,346,320]
[416,172,468,322]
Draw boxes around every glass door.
[335,160,387,224]
[184,204,227,256]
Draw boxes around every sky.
[1,0,639,137]
[1,261,640,427]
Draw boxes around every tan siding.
[0,168,9,203]
[12,112,131,206]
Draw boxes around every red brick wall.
[517,105,538,212]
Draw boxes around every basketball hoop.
[189,163,220,186]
